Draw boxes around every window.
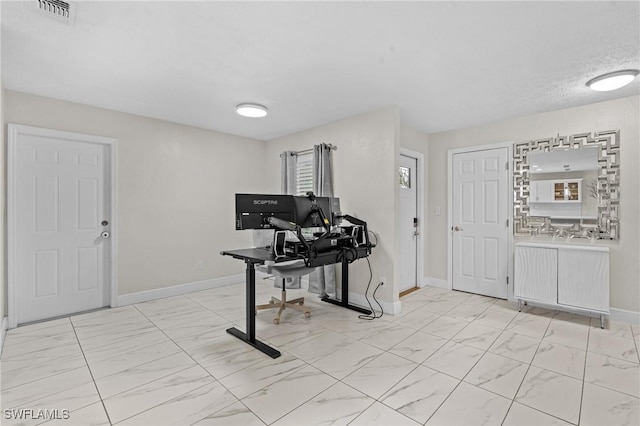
[296,153,313,195]
[399,166,411,188]
[295,153,314,237]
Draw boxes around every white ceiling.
[2,1,639,140]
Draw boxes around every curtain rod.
[295,143,338,155]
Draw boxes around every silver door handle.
[454,226,463,232]
[101,231,110,238]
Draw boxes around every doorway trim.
[447,142,514,300]
[399,147,425,289]
[7,124,119,328]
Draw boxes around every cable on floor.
[358,257,384,320]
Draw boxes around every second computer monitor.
[293,196,335,228]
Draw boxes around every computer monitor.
[292,195,334,229]
[235,194,295,230]
[235,193,340,230]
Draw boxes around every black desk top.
[221,245,371,267]
[220,247,302,264]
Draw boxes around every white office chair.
[253,230,313,324]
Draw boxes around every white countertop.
[515,241,610,252]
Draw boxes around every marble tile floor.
[1,283,639,426]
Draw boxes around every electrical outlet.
[196,260,204,271]
[379,277,386,285]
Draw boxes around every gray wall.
[427,96,640,312]
[3,90,637,318]
[4,91,267,297]
[265,107,402,308]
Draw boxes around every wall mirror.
[514,130,620,240]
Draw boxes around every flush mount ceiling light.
[586,69,639,92]
[236,103,268,118]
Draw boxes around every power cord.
[358,257,384,321]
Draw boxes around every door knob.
[454,226,463,232]
[101,231,110,238]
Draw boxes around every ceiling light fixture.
[586,69,639,92]
[236,103,268,118]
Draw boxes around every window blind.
[296,153,313,196]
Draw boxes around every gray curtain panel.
[308,143,337,297]
[281,151,297,195]
[279,151,301,289]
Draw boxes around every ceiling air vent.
[37,0,73,23]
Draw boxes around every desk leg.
[321,261,372,315]
[226,261,281,359]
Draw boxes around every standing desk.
[220,246,372,358]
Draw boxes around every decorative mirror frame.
[513,130,620,240]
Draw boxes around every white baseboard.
[111,273,639,326]
[610,308,640,325]
[347,291,401,316]
[425,277,449,290]
[123,273,398,315]
[117,274,245,306]
[0,316,8,357]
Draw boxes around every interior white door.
[452,148,508,299]
[11,125,112,325]
[399,154,418,293]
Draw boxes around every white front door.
[452,147,508,299]
[9,125,114,325]
[399,154,418,293]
